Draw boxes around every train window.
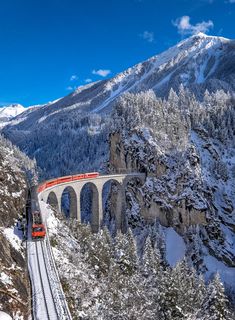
[33,227,43,232]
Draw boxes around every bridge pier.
[75,189,81,222]
[98,191,103,230]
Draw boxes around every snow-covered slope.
[4,33,235,126]
[108,89,235,301]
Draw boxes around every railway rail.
[35,240,58,320]
[27,188,72,320]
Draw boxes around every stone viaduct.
[38,173,145,232]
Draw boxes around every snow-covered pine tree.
[198,273,232,320]
[84,229,113,277]
[172,259,206,317]
[125,228,138,272]
[114,230,137,276]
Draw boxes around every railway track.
[35,240,58,320]
[28,233,72,319]
[27,186,72,320]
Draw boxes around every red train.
[37,172,99,193]
[31,187,46,240]
[32,212,46,239]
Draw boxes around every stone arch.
[61,186,77,218]
[102,179,124,231]
[47,191,59,211]
[80,182,99,232]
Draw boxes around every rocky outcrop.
[109,132,168,176]
[109,132,207,229]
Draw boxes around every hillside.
[0,136,37,319]
[108,89,235,298]
[44,206,234,319]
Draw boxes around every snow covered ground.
[0,311,13,320]
[165,227,186,267]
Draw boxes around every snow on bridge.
[38,173,145,232]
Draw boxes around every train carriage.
[31,187,46,240]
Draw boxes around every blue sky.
[0,0,234,107]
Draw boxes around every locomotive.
[31,187,46,240]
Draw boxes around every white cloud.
[70,75,78,81]
[85,78,92,83]
[228,0,235,3]
[92,69,111,77]
[173,15,214,35]
[140,31,155,43]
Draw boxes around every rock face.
[109,130,235,271]
[109,132,207,231]
[0,136,36,319]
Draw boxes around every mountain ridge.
[4,33,235,129]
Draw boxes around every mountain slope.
[108,90,235,299]
[2,33,235,178]
[4,33,235,126]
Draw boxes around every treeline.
[3,87,235,180]
[112,87,235,149]
[65,222,233,320]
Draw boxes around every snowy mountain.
[0,104,25,119]
[0,104,25,128]
[2,33,235,176]
[108,89,235,301]
[3,33,235,125]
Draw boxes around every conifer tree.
[198,273,231,320]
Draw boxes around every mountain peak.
[0,104,25,125]
[194,32,208,38]
[3,33,234,118]
[190,32,229,42]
